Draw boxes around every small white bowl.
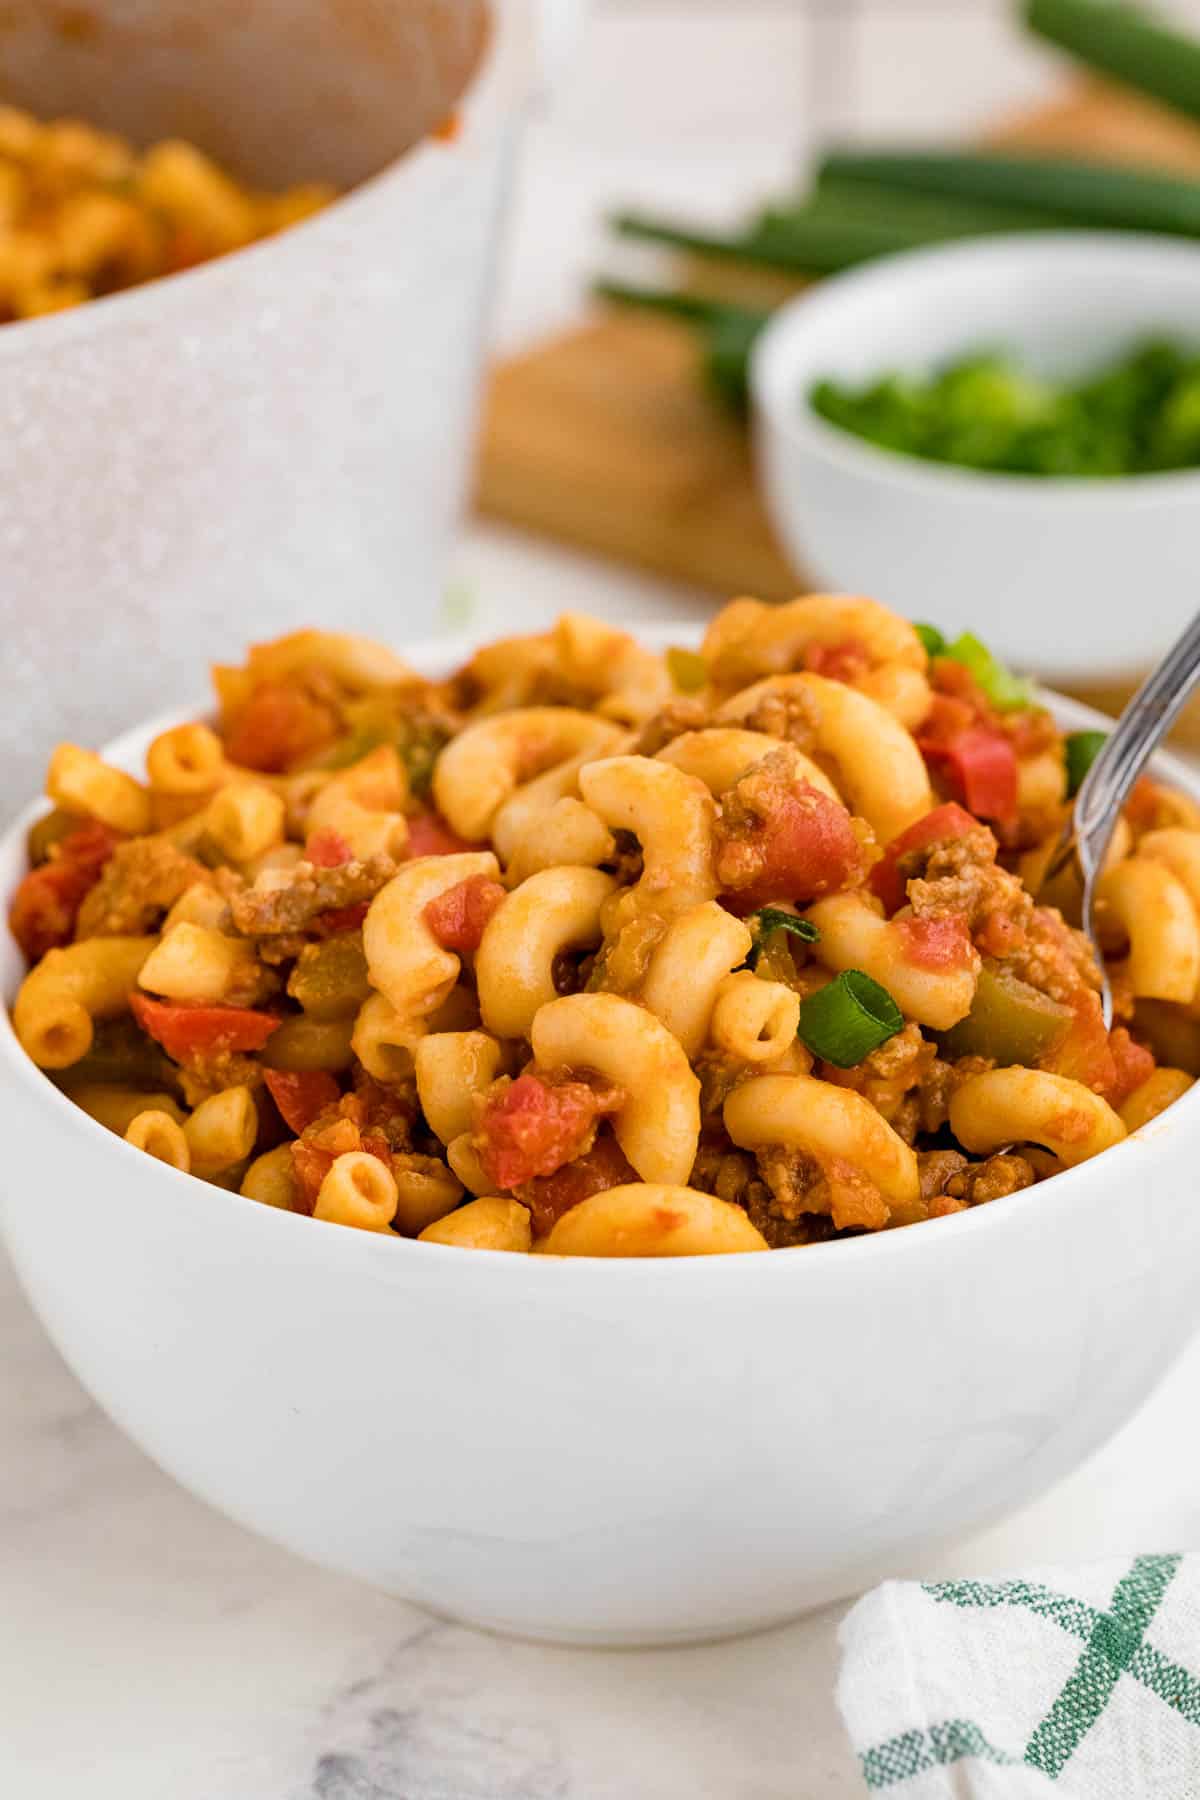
[3,628,1200,1647]
[752,233,1200,684]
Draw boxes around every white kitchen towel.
[837,1555,1200,1796]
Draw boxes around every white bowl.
[752,233,1200,685]
[0,0,550,795]
[3,630,1199,1647]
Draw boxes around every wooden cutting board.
[475,78,1200,735]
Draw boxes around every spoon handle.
[1075,610,1200,882]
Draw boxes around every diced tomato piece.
[1040,992,1116,1097]
[224,681,337,773]
[895,912,974,971]
[871,803,979,914]
[130,992,281,1061]
[423,875,506,952]
[264,1069,342,1135]
[58,820,125,881]
[291,1139,334,1215]
[477,1073,617,1191]
[404,810,480,858]
[8,820,124,961]
[518,1132,636,1239]
[803,637,872,684]
[716,781,860,914]
[10,862,86,962]
[918,727,1018,822]
[305,828,353,868]
[1108,1028,1156,1108]
[312,901,371,937]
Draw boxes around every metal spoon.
[1042,610,1200,1028]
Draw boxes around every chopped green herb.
[753,908,820,945]
[810,341,1200,478]
[1065,728,1108,797]
[944,632,1035,713]
[666,645,709,694]
[914,623,947,658]
[798,970,903,1068]
[395,714,451,801]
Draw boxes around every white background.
[9,4,1200,1795]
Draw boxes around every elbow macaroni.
[530,993,701,1187]
[9,598,1193,1256]
[138,922,264,1006]
[1096,859,1200,1004]
[804,892,979,1031]
[15,936,157,1067]
[949,1069,1126,1168]
[639,902,752,1057]
[304,746,410,861]
[362,852,500,1046]
[476,867,614,1039]
[434,709,621,841]
[715,672,932,841]
[657,728,840,804]
[578,756,717,926]
[702,593,931,728]
[414,1031,505,1144]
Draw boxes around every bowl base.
[401,1593,844,1650]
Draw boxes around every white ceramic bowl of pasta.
[752,233,1200,685]
[2,633,1200,1648]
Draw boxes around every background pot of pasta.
[0,0,555,793]
[3,660,1200,1646]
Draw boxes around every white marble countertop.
[9,5,1200,1795]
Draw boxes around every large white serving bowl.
[2,630,1199,1647]
[0,0,556,795]
[752,233,1200,685]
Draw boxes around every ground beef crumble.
[230,853,396,936]
[996,906,1101,1003]
[946,1153,1036,1205]
[178,1050,266,1108]
[74,839,213,938]
[915,1054,996,1134]
[739,689,821,756]
[906,827,1032,939]
[631,699,710,757]
[688,1142,837,1248]
[756,1145,889,1233]
[820,1023,934,1135]
[917,1148,969,1201]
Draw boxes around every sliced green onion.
[944,632,1035,712]
[753,908,820,945]
[1065,729,1108,797]
[1025,0,1200,131]
[798,970,903,1068]
[666,645,709,693]
[915,623,947,658]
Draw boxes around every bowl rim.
[3,619,1197,1285]
[0,0,524,361]
[751,229,1200,506]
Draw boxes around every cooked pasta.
[8,600,1192,1254]
[0,103,336,325]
